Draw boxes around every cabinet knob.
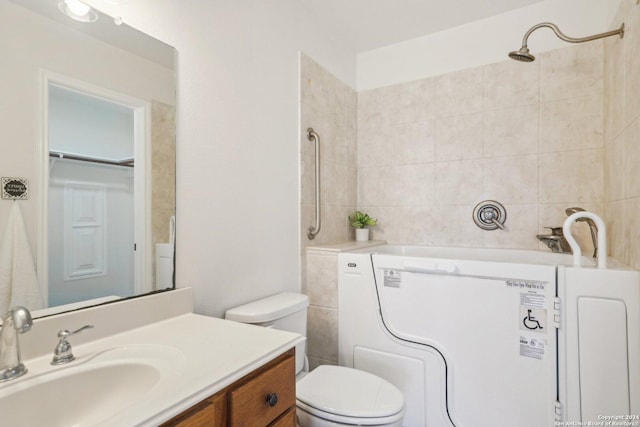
[266,393,279,407]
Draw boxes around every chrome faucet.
[537,227,571,253]
[566,207,599,258]
[0,306,33,382]
[51,325,94,365]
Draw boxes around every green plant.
[349,211,377,229]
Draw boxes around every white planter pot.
[355,228,370,242]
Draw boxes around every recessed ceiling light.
[58,0,98,23]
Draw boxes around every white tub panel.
[578,297,629,420]
[354,346,426,426]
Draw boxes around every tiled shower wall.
[300,5,639,366]
[357,42,605,251]
[604,0,640,270]
[300,54,357,368]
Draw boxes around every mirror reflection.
[0,0,176,317]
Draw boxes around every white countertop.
[0,289,303,426]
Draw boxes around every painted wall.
[86,0,357,317]
[358,0,622,90]
[604,0,640,269]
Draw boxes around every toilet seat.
[296,365,404,425]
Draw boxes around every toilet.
[225,292,405,427]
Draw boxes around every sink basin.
[0,345,185,427]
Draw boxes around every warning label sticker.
[520,335,545,360]
[520,292,545,309]
[383,269,402,288]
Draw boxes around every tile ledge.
[306,240,386,253]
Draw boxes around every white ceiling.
[299,0,545,52]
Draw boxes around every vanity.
[0,288,303,426]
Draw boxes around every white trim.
[37,69,153,304]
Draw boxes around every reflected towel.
[0,203,44,313]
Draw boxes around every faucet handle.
[544,226,564,236]
[51,325,94,365]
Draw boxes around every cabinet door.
[229,355,295,426]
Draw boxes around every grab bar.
[563,211,607,269]
[307,128,321,240]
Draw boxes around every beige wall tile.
[484,59,539,110]
[306,254,338,308]
[435,159,484,205]
[604,25,626,141]
[435,67,484,116]
[394,206,438,245]
[624,2,640,127]
[624,198,640,269]
[605,133,625,202]
[358,166,395,206]
[392,77,436,124]
[430,205,484,247]
[357,122,393,167]
[394,120,436,165]
[605,201,625,260]
[539,41,604,102]
[308,356,338,371]
[483,155,538,204]
[395,163,435,207]
[483,204,539,249]
[624,118,640,198]
[540,95,604,153]
[484,104,539,157]
[435,113,483,161]
[307,306,338,363]
[539,149,604,204]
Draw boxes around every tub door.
[372,254,558,427]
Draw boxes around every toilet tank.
[224,292,309,374]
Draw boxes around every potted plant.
[349,211,377,241]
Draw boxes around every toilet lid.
[296,365,404,419]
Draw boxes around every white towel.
[0,203,44,313]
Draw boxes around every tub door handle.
[403,261,458,274]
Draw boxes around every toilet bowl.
[296,365,404,427]
[225,292,405,427]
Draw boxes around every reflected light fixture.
[58,0,98,23]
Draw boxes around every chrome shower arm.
[520,22,624,48]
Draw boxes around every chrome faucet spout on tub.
[537,227,571,253]
[0,306,33,382]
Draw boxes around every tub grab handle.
[306,128,321,240]
[562,211,607,269]
[403,261,458,274]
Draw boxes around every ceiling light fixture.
[58,0,98,23]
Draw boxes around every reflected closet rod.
[49,151,134,168]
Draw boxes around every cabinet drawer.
[269,408,296,427]
[229,354,295,426]
[160,392,225,427]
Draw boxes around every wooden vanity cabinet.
[161,349,296,427]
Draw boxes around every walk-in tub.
[338,244,640,426]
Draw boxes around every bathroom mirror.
[0,0,176,318]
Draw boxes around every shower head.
[508,22,624,63]
[508,47,535,63]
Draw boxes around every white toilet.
[225,292,405,427]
